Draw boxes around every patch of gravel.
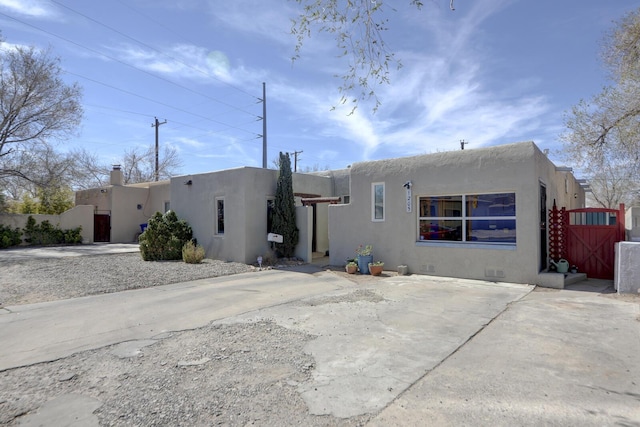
[0,320,372,426]
[0,253,255,306]
[0,252,383,426]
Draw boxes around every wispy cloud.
[0,0,58,18]
[206,0,298,46]
[263,0,551,161]
[106,42,267,88]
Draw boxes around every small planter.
[357,254,373,274]
[368,263,384,276]
[346,264,358,274]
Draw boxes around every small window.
[266,198,275,233]
[372,183,385,221]
[216,198,225,235]
[164,201,170,213]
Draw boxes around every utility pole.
[261,82,267,168]
[152,117,167,181]
[290,150,303,172]
[460,139,468,150]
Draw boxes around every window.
[372,183,385,221]
[164,201,170,213]
[266,198,275,233]
[418,193,516,244]
[216,198,225,235]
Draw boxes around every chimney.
[110,164,124,186]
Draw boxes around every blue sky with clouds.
[0,0,637,176]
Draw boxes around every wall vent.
[485,268,505,278]
[420,264,435,273]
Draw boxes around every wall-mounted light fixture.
[184,179,193,185]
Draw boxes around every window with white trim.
[372,183,385,221]
[215,198,225,235]
[418,193,516,244]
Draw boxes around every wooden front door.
[94,214,110,242]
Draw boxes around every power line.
[64,70,259,137]
[50,0,260,107]
[0,11,259,119]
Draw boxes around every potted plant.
[355,244,373,274]
[345,260,358,274]
[368,261,384,276]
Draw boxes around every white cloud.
[0,0,58,18]
[106,42,267,88]
[206,0,298,46]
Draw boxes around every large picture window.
[418,193,516,244]
[372,182,385,221]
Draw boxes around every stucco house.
[74,141,586,287]
[75,166,170,243]
[328,141,585,287]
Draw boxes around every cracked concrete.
[215,275,534,418]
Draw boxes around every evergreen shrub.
[139,210,193,261]
[0,224,22,248]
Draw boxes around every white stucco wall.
[75,180,170,243]
[626,206,640,241]
[0,205,94,244]
[615,242,640,293]
[170,167,337,264]
[329,141,584,285]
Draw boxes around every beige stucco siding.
[171,167,336,264]
[329,141,584,285]
[171,167,278,263]
[75,180,171,243]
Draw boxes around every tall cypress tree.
[272,152,298,257]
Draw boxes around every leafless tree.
[0,38,83,182]
[562,7,640,207]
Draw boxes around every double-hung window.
[418,193,516,244]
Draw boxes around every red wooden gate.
[549,203,625,280]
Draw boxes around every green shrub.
[182,240,205,264]
[0,224,22,248]
[22,216,81,246]
[139,211,193,261]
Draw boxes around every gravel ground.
[0,252,255,306]
[0,252,376,426]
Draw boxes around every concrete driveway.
[1,258,638,425]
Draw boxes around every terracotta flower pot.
[368,263,384,276]
[346,265,358,274]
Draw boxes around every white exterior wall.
[75,180,170,243]
[615,242,640,293]
[170,167,335,264]
[0,205,94,244]
[329,142,585,285]
[626,207,640,241]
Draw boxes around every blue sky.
[0,0,637,176]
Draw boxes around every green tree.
[36,185,74,214]
[272,152,299,258]
[562,7,640,208]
